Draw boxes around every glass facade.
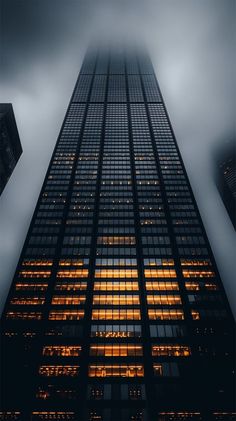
[0,104,22,195]
[0,48,235,421]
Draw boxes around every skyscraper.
[0,104,22,195]
[215,140,236,230]
[1,48,235,421]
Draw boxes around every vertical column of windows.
[32,64,102,416]
[5,104,86,322]
[129,99,182,401]
[148,103,228,322]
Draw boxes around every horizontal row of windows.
[13,280,218,293]
[6,308,227,321]
[38,363,179,378]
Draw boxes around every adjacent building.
[1,48,235,421]
[0,104,22,195]
[215,140,236,229]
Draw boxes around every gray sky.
[0,0,235,317]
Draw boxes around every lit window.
[91,309,141,320]
[10,297,45,305]
[97,236,136,245]
[152,344,191,356]
[180,259,212,266]
[94,269,138,278]
[6,312,42,320]
[93,295,140,305]
[148,309,184,320]
[39,365,79,377]
[88,364,144,377]
[144,269,176,278]
[147,295,182,305]
[191,310,200,320]
[15,283,48,291]
[56,269,88,278]
[185,282,200,291]
[48,310,84,320]
[182,270,215,278]
[93,281,139,291]
[90,344,143,357]
[18,271,51,278]
[51,295,86,305]
[145,282,179,291]
[59,258,89,266]
[144,258,174,266]
[42,345,81,357]
[54,282,87,291]
[22,259,53,266]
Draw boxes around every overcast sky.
[0,0,235,317]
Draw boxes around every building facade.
[0,104,22,195]
[1,49,235,421]
[215,140,236,230]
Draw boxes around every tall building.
[0,104,22,195]
[215,140,236,230]
[1,48,235,421]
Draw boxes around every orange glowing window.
[97,236,136,245]
[185,282,218,291]
[42,345,81,357]
[185,282,200,291]
[10,297,45,305]
[91,309,141,320]
[92,295,140,305]
[15,283,48,291]
[182,270,215,278]
[51,295,86,305]
[39,365,79,377]
[144,269,177,278]
[93,282,139,291]
[180,259,212,266]
[90,344,143,357]
[144,258,175,267]
[191,310,200,320]
[48,310,84,320]
[56,269,88,278]
[153,364,163,376]
[148,309,184,320]
[18,271,51,278]
[152,344,191,357]
[147,295,182,305]
[145,282,179,291]
[6,312,42,320]
[88,364,144,378]
[54,282,87,291]
[22,259,53,266]
[59,258,89,266]
[94,269,138,278]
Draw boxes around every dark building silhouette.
[0,104,22,195]
[215,140,236,230]
[1,48,235,421]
